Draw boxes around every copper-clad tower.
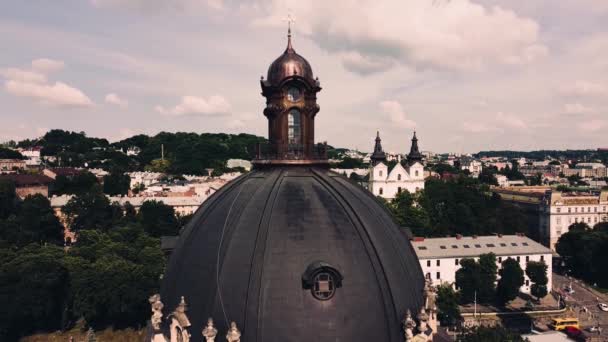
[255,25,326,166]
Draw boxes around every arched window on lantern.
[288,109,301,145]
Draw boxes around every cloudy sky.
[1,0,607,153]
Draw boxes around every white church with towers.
[368,131,426,200]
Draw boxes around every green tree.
[389,190,430,236]
[455,254,497,304]
[144,158,171,173]
[478,253,498,303]
[0,147,23,159]
[102,173,131,196]
[436,284,461,326]
[123,201,137,223]
[568,222,590,232]
[137,200,179,237]
[478,167,498,186]
[62,189,113,231]
[496,257,524,306]
[526,261,548,301]
[52,171,98,195]
[528,173,543,186]
[66,226,164,328]
[334,157,366,169]
[14,194,64,246]
[457,325,527,342]
[594,222,608,232]
[0,245,69,341]
[455,258,481,303]
[0,179,17,220]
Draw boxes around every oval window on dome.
[301,262,343,302]
[287,87,301,102]
[312,272,336,300]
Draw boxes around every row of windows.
[427,272,530,286]
[557,216,606,225]
[419,242,528,251]
[558,206,607,213]
[377,170,420,178]
[378,186,421,195]
[425,255,544,267]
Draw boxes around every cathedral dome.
[266,31,314,86]
[161,167,425,341]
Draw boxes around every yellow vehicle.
[549,318,580,331]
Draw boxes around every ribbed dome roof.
[161,167,425,342]
[266,34,314,85]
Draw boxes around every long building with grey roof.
[412,234,552,295]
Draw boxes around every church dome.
[266,31,314,85]
[160,167,425,342]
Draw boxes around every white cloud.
[105,93,128,107]
[578,119,606,133]
[252,0,546,73]
[563,103,595,115]
[5,80,93,107]
[1,68,47,84]
[495,112,527,129]
[559,81,608,97]
[340,52,395,75]
[156,95,231,116]
[1,60,92,107]
[31,58,65,73]
[379,100,416,128]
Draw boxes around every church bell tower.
[254,24,327,167]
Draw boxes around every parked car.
[598,303,608,312]
[564,286,575,295]
[564,326,582,338]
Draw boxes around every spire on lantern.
[284,13,296,52]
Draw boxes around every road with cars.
[553,272,608,338]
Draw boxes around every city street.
[553,273,608,338]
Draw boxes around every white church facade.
[368,131,426,200]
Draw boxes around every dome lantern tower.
[255,25,325,166]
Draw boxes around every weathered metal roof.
[412,235,551,259]
[161,167,425,342]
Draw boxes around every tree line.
[0,180,187,341]
[476,149,608,164]
[385,177,528,238]
[14,129,266,176]
[557,221,608,288]
[436,253,548,327]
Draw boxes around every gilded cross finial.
[284,13,296,36]
[283,13,296,51]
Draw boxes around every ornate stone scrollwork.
[403,309,416,341]
[149,294,164,331]
[202,318,218,342]
[225,321,241,342]
[169,296,191,342]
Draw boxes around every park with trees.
[386,177,528,238]
[556,221,608,289]
[0,179,182,341]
